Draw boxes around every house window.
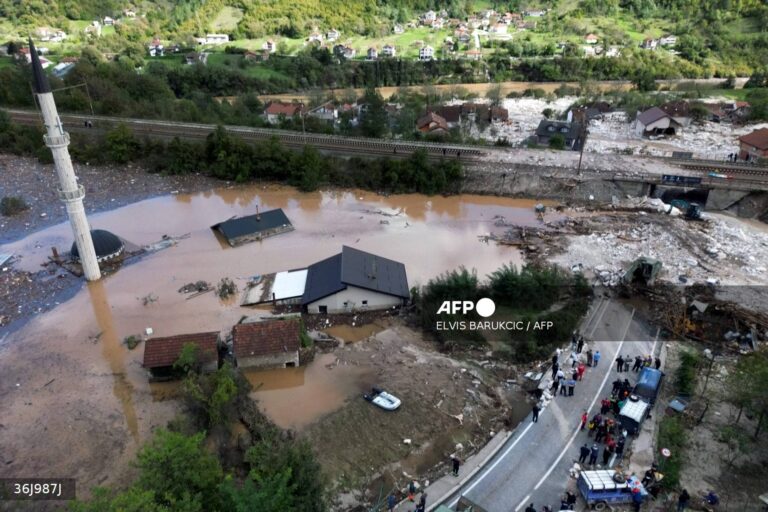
[362,300,368,305]
[319,305,328,314]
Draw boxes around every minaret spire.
[29,37,101,280]
[28,38,51,94]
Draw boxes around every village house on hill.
[262,101,305,124]
[634,106,680,136]
[739,128,768,162]
[416,111,449,134]
[535,120,583,149]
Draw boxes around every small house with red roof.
[232,319,300,369]
[142,331,219,379]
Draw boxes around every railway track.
[6,109,488,162]
[7,109,768,180]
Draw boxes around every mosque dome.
[70,229,124,263]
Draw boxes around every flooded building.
[211,208,294,247]
[301,246,409,314]
[232,319,300,369]
[241,268,308,306]
[70,229,124,264]
[142,332,219,380]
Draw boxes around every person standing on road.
[577,362,586,381]
[616,437,625,460]
[567,378,576,396]
[589,443,599,465]
[532,403,540,423]
[593,350,601,367]
[560,380,568,396]
[677,489,690,511]
[633,355,643,372]
[655,356,661,370]
[587,349,594,366]
[632,488,644,512]
[623,355,631,372]
[524,504,537,512]
[416,493,427,512]
[577,336,585,353]
[451,456,461,476]
[408,481,416,502]
[612,378,622,395]
[601,398,611,415]
[551,378,560,395]
[579,443,590,463]
[580,411,588,430]
[387,492,396,512]
[616,355,624,373]
[551,361,559,380]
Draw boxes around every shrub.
[675,349,700,396]
[549,134,566,150]
[0,196,29,216]
[657,416,686,488]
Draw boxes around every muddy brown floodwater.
[0,184,549,499]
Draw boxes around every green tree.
[183,364,239,428]
[69,487,169,512]
[219,471,295,512]
[105,123,141,163]
[360,88,388,138]
[135,430,223,510]
[174,342,201,375]
[549,134,565,150]
[290,145,325,192]
[633,70,657,92]
[727,351,768,437]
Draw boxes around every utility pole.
[29,38,100,281]
[577,123,588,177]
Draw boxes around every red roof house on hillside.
[739,128,768,162]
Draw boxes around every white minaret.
[29,38,101,280]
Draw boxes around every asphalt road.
[444,297,659,512]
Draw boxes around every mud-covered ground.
[0,155,220,244]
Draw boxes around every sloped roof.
[232,319,300,358]
[535,120,581,139]
[491,106,508,120]
[660,100,690,117]
[143,332,219,368]
[636,107,669,126]
[740,128,768,150]
[417,112,449,131]
[301,246,409,305]
[264,101,304,116]
[211,208,292,244]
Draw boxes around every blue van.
[632,368,663,404]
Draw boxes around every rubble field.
[544,200,768,288]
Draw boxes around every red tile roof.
[232,320,300,359]
[265,101,304,116]
[740,128,768,150]
[143,332,219,368]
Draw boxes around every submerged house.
[142,332,219,380]
[211,208,294,247]
[301,246,409,314]
[232,319,300,369]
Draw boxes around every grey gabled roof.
[211,208,292,242]
[636,107,669,126]
[301,246,409,305]
[301,253,345,305]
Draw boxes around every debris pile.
[216,277,238,299]
[178,281,210,294]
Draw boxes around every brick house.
[739,128,768,162]
[142,332,219,380]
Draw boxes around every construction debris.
[217,277,238,299]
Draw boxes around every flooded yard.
[0,184,541,496]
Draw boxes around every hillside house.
[490,23,508,35]
[455,28,471,43]
[204,34,228,45]
[262,101,305,123]
[634,107,679,136]
[308,32,323,44]
[525,9,546,16]
[659,35,677,46]
[185,52,203,65]
[393,24,404,34]
[466,49,483,60]
[419,45,434,61]
[535,120,583,149]
[301,246,409,314]
[343,46,356,59]
[103,16,115,26]
[382,44,396,57]
[124,9,136,18]
[585,34,598,44]
[641,38,658,50]
[422,10,437,24]
[52,62,76,78]
[244,49,270,62]
[263,40,276,53]
[142,332,219,380]
[148,38,164,57]
[739,128,768,162]
[490,106,509,123]
[367,47,378,60]
[326,29,340,42]
[232,319,300,369]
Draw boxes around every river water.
[0,185,549,453]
